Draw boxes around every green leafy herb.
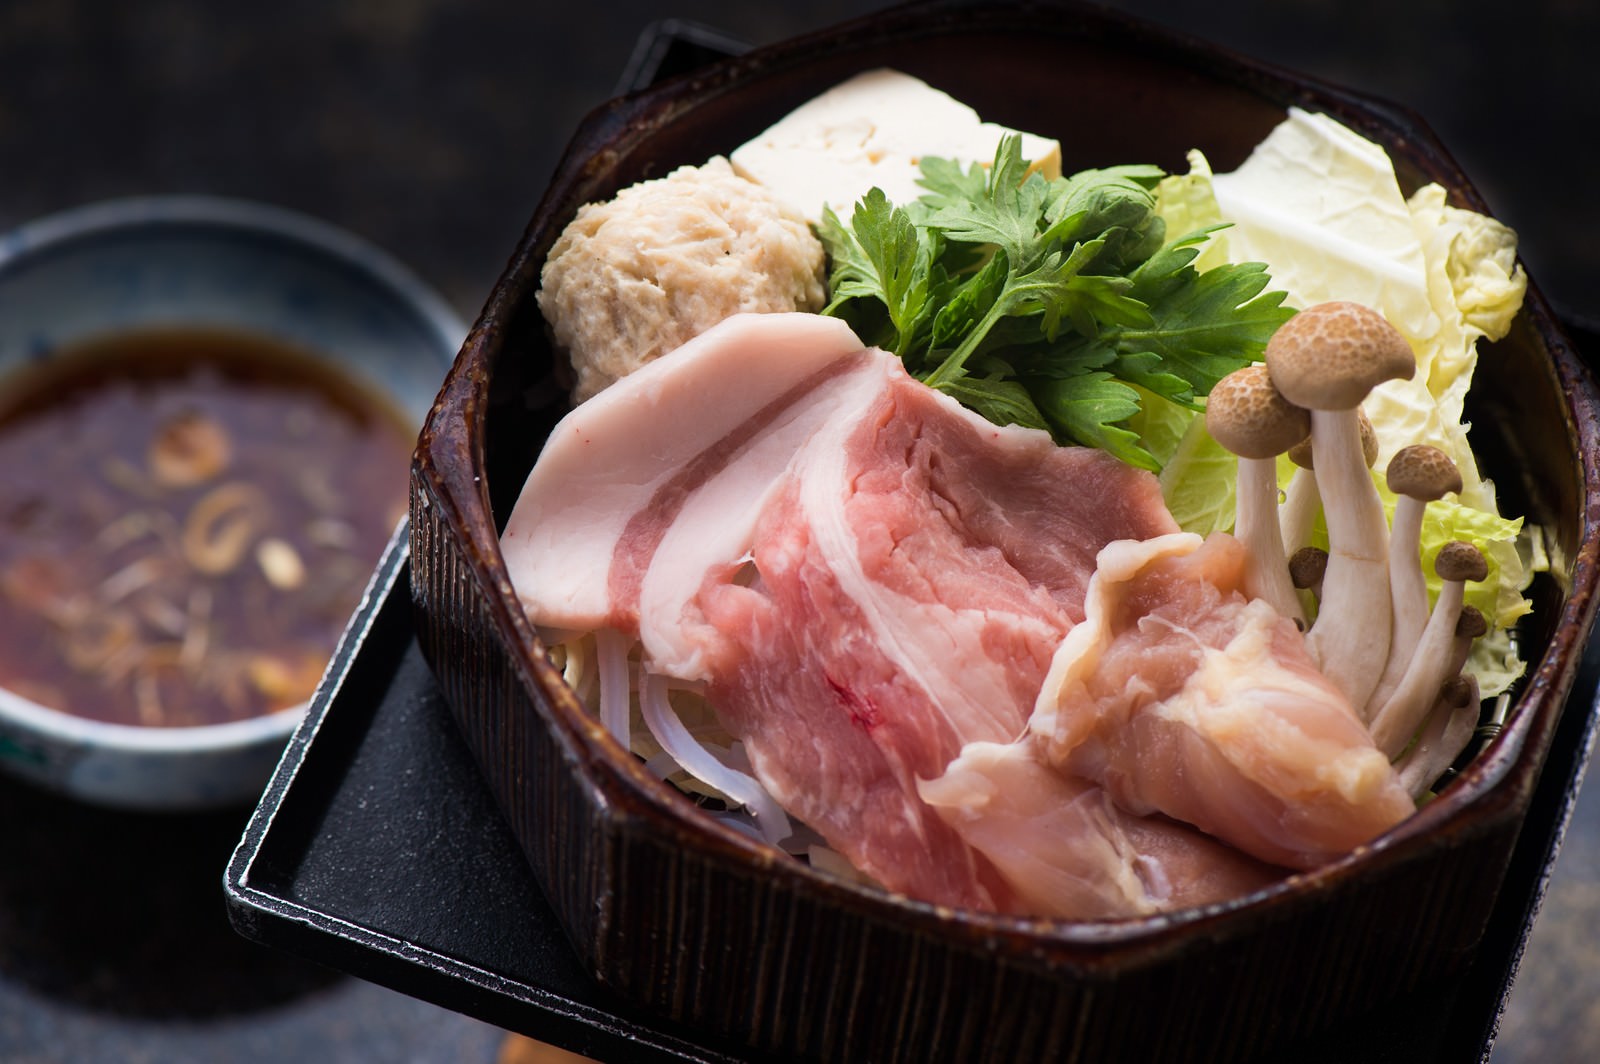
[818,136,1294,470]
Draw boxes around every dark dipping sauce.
[0,328,414,727]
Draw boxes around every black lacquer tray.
[224,21,1600,1064]
[224,532,745,1063]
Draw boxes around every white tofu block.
[730,69,1063,226]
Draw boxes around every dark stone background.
[0,1,1590,322]
[0,2,1593,1061]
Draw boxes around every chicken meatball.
[538,156,827,402]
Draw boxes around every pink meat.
[499,312,874,642]
[501,313,1179,911]
[920,741,1284,919]
[507,314,1409,911]
[686,344,1178,909]
[1031,533,1415,870]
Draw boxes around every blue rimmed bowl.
[0,195,465,810]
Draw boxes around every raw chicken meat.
[920,741,1283,918]
[1030,532,1414,870]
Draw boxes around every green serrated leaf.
[1043,168,1166,270]
[925,135,1050,268]
[821,140,1293,470]
[932,249,1009,350]
[1115,256,1295,395]
[916,154,989,208]
[819,192,937,359]
[936,375,1051,432]
[1105,347,1198,405]
[1033,372,1156,469]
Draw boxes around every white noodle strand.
[595,628,632,746]
[559,638,587,693]
[638,672,792,847]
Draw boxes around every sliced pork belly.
[501,312,1178,911]
[499,312,870,636]
[683,349,1177,909]
[1031,533,1414,870]
[920,741,1283,919]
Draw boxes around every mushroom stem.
[1395,675,1480,799]
[1303,407,1392,710]
[1262,303,1412,714]
[1369,542,1486,757]
[1236,457,1305,625]
[1370,579,1463,757]
[1362,495,1424,722]
[1447,606,1489,678]
[1279,466,1319,555]
[1389,497,1431,653]
[1279,411,1374,556]
[1365,446,1462,721]
[1203,363,1309,627]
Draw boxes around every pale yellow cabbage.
[1153,108,1535,695]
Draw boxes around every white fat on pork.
[499,312,868,640]
[1029,532,1414,870]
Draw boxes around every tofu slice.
[730,68,1062,226]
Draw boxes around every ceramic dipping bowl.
[408,2,1600,1060]
[0,196,464,810]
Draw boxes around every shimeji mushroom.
[1369,540,1489,758]
[1366,445,1464,720]
[1278,410,1379,555]
[1206,363,1311,625]
[1394,674,1481,799]
[1264,302,1416,711]
[1449,606,1489,677]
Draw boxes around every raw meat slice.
[499,312,870,636]
[1031,532,1414,870]
[690,364,1178,908]
[920,741,1284,919]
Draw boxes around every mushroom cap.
[1455,605,1489,640]
[1288,408,1379,470]
[1439,674,1477,709]
[1388,445,1462,501]
[1289,545,1329,589]
[1263,302,1416,410]
[1435,540,1489,583]
[1205,364,1310,459]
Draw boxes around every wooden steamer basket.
[408,2,1600,1059]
